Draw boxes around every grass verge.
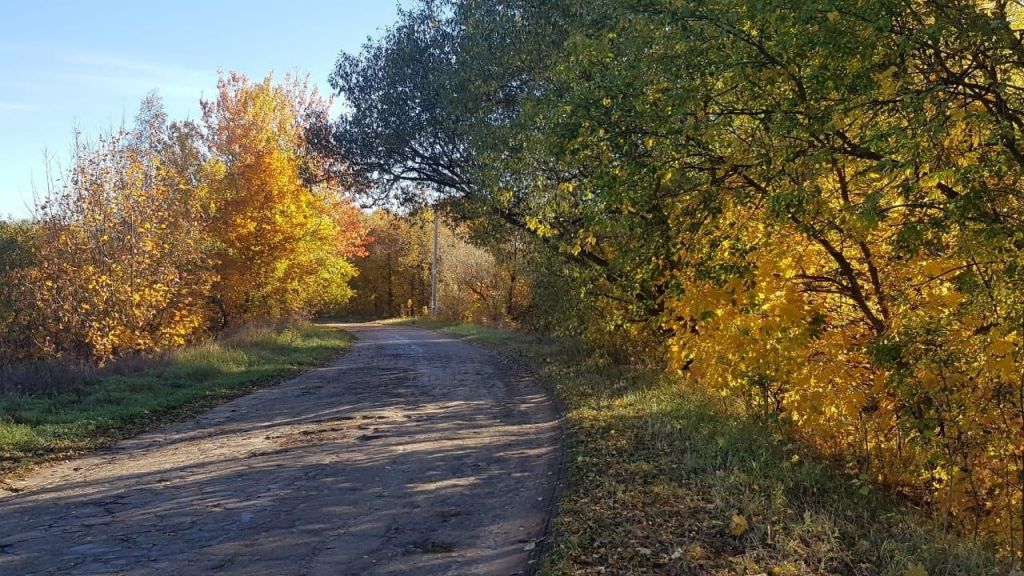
[402,319,1011,575]
[0,324,352,477]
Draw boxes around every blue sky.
[0,1,404,218]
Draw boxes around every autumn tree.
[445,214,533,324]
[29,97,215,362]
[202,73,366,325]
[331,0,1024,558]
[0,220,39,365]
[344,209,530,322]
[343,210,429,318]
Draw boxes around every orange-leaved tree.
[202,72,366,325]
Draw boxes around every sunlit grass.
[402,319,1010,575]
[0,324,352,475]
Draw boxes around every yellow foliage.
[729,514,749,537]
[21,74,370,362]
[666,129,1024,555]
[202,73,366,324]
[30,130,215,362]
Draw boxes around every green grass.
[0,324,352,477]
[402,319,1012,575]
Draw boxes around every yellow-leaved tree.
[202,73,366,325]
[30,117,215,362]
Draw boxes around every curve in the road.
[0,323,562,576]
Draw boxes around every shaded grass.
[0,324,352,476]
[403,319,1011,575]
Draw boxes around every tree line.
[341,208,531,323]
[0,73,367,365]
[325,0,1024,559]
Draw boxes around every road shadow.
[0,324,562,576]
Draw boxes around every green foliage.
[0,220,38,365]
[329,0,671,348]
[0,220,36,272]
[335,0,1024,560]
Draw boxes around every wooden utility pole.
[430,209,439,317]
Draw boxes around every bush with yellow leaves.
[30,127,215,362]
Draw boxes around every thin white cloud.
[69,51,206,77]
[59,50,212,98]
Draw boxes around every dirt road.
[0,323,562,576]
